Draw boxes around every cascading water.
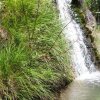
[57,0,100,100]
[57,0,96,76]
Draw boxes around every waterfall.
[57,0,96,76]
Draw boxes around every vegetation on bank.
[93,27,100,63]
[0,0,73,99]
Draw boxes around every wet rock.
[85,9,96,32]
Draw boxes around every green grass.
[0,0,73,99]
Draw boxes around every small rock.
[0,27,8,40]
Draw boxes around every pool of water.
[60,72,100,100]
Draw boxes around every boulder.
[85,9,96,31]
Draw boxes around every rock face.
[72,0,96,32]
[71,0,99,67]
[85,9,96,31]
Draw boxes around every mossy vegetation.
[93,27,100,62]
[0,0,73,99]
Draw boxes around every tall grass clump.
[0,0,73,99]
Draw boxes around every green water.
[60,79,100,100]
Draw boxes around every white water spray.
[57,0,96,76]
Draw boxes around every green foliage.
[0,0,73,99]
[84,0,100,23]
[85,0,92,7]
[85,0,99,12]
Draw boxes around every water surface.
[60,72,100,100]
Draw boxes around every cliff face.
[71,0,100,68]
[72,0,96,32]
